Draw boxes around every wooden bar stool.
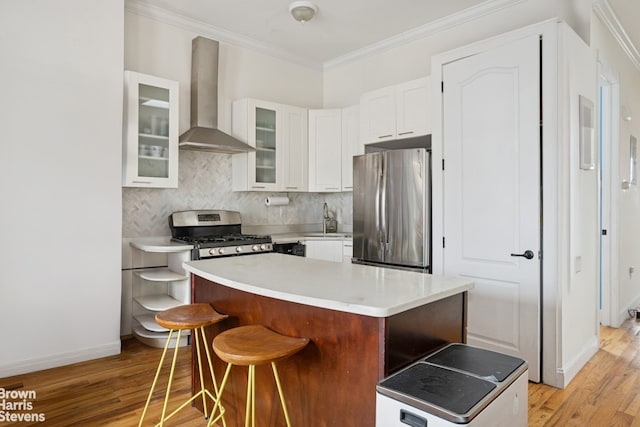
[139,303,228,427]
[208,325,309,427]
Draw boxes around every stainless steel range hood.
[179,37,254,153]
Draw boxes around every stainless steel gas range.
[169,210,272,260]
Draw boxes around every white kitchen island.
[184,253,473,427]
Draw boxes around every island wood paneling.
[192,275,466,426]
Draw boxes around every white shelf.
[139,133,169,140]
[134,267,188,282]
[135,294,183,311]
[132,325,189,349]
[134,313,168,332]
[138,155,169,161]
[139,96,170,109]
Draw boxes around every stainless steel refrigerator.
[352,148,430,272]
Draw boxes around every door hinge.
[441,81,444,92]
[602,229,608,236]
[442,159,445,170]
[442,237,446,248]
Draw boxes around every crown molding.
[126,0,527,71]
[593,0,640,71]
[125,0,323,70]
[322,0,526,70]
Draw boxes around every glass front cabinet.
[123,71,179,188]
[232,98,308,192]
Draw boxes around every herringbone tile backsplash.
[122,150,352,237]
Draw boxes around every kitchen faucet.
[323,202,329,234]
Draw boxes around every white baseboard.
[616,294,640,327]
[0,341,121,378]
[555,335,599,388]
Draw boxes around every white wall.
[0,0,123,376]
[322,0,592,107]
[591,14,640,324]
[125,13,324,137]
[555,23,600,387]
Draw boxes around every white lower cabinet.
[305,239,345,263]
[343,239,353,263]
[129,242,191,348]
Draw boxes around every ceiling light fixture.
[289,1,318,23]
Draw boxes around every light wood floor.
[2,320,640,426]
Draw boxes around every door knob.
[510,250,534,260]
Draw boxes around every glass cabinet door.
[123,71,179,188]
[255,107,277,185]
[138,84,170,179]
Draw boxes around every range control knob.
[218,248,225,255]
[208,249,216,256]
[260,244,267,251]
[236,246,243,253]
[252,245,259,252]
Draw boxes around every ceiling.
[128,0,640,70]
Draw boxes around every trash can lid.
[377,362,496,423]
[424,343,525,382]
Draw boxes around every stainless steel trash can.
[376,344,528,427]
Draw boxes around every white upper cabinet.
[396,77,431,138]
[281,105,309,192]
[341,105,361,191]
[308,109,342,192]
[232,98,308,192]
[123,71,179,188]
[359,86,396,143]
[309,105,360,193]
[232,98,280,191]
[360,76,431,144]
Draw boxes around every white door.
[442,34,541,381]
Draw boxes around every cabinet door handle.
[378,134,394,139]
[398,131,414,136]
[325,187,340,190]
[132,180,152,184]
[285,186,298,190]
[251,186,266,189]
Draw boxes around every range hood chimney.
[179,37,254,153]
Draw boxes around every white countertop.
[183,253,473,317]
[270,232,352,244]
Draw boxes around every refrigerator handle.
[380,154,388,248]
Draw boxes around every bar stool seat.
[139,303,228,427]
[209,325,309,427]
